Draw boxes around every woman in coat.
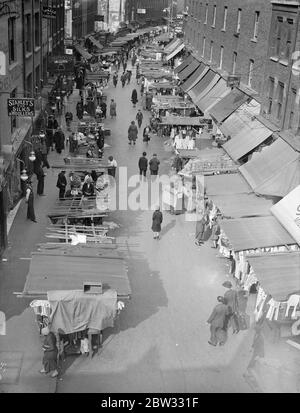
[76,101,83,120]
[53,127,65,154]
[151,206,163,239]
[195,214,208,246]
[128,121,138,145]
[131,89,138,107]
[110,99,117,118]
[40,327,58,377]
[143,125,151,143]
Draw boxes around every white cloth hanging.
[266,298,281,321]
[254,287,268,322]
[29,300,51,317]
[285,295,300,319]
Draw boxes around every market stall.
[18,245,131,358]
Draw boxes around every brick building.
[0,0,64,255]
[184,0,273,97]
[259,0,300,150]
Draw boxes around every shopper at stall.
[127,70,132,84]
[26,180,37,223]
[207,296,229,346]
[110,99,117,118]
[223,281,240,334]
[76,101,84,120]
[65,111,73,129]
[106,155,117,178]
[172,153,183,173]
[131,89,138,108]
[128,121,138,145]
[82,177,95,197]
[56,170,67,200]
[149,154,160,175]
[136,109,143,128]
[100,101,107,119]
[138,152,148,177]
[39,327,58,378]
[152,206,163,240]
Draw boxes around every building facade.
[71,0,98,40]
[260,0,300,148]
[0,0,64,255]
[125,0,169,25]
[184,0,273,96]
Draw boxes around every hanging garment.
[0,311,6,335]
[243,269,258,291]
[285,295,300,319]
[254,287,268,322]
[80,338,89,354]
[266,298,281,321]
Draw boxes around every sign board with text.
[7,98,35,117]
[42,6,56,19]
[48,55,74,74]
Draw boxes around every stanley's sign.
[7,98,35,117]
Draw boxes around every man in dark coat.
[138,152,148,177]
[207,296,229,346]
[56,170,67,199]
[152,206,163,239]
[100,101,107,119]
[172,154,183,173]
[36,165,45,196]
[131,89,138,107]
[223,281,240,334]
[25,180,37,222]
[54,127,65,154]
[128,121,138,145]
[76,101,84,120]
[149,154,160,175]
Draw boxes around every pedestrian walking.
[151,206,163,240]
[136,109,143,128]
[138,152,148,177]
[131,89,138,108]
[195,214,208,246]
[100,101,107,119]
[53,127,65,154]
[113,72,118,87]
[223,281,240,334]
[172,153,183,173]
[65,111,73,130]
[121,72,126,88]
[40,133,50,168]
[96,127,105,158]
[56,170,67,200]
[149,154,160,175]
[127,70,132,84]
[25,180,37,223]
[36,165,46,196]
[39,327,59,378]
[110,99,117,118]
[76,101,84,120]
[122,60,127,72]
[107,155,117,178]
[207,296,230,346]
[143,125,151,143]
[128,121,138,145]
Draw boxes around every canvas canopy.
[220,216,295,251]
[209,89,250,124]
[48,289,117,334]
[247,253,300,301]
[22,251,131,299]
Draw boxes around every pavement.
[0,60,298,393]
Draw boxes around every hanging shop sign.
[7,98,35,117]
[42,6,56,19]
[48,55,74,74]
[227,74,241,88]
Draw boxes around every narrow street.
[0,64,254,393]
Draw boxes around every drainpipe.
[281,3,300,131]
[21,0,26,93]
